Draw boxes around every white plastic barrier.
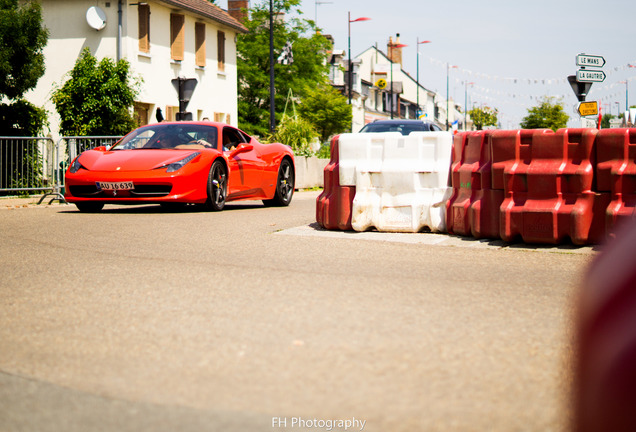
[337,132,453,233]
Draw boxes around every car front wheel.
[205,160,227,211]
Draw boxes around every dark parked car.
[358,119,443,135]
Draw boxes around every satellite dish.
[86,6,107,31]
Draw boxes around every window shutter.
[195,22,206,67]
[138,5,150,53]
[170,14,185,61]
[217,30,226,72]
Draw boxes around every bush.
[51,48,139,137]
[270,115,317,157]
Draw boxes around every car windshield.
[111,124,219,150]
[359,122,432,135]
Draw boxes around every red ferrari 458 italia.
[65,121,295,212]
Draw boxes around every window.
[165,106,179,121]
[222,126,247,151]
[195,22,206,67]
[134,102,151,126]
[170,13,185,61]
[217,30,226,72]
[138,4,150,53]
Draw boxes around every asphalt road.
[0,191,597,431]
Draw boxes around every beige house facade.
[27,0,247,138]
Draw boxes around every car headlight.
[166,152,200,173]
[69,157,85,173]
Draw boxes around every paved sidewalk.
[0,195,66,210]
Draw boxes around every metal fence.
[0,136,122,203]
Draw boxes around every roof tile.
[158,0,248,33]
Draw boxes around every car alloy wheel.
[264,158,294,207]
[206,160,227,211]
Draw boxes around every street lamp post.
[269,0,275,133]
[416,38,431,118]
[314,0,333,30]
[464,81,474,131]
[347,12,371,106]
[446,63,458,130]
[388,38,407,119]
[619,80,629,125]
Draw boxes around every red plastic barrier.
[494,129,607,245]
[446,131,503,238]
[491,129,541,242]
[575,222,636,432]
[596,129,636,234]
[316,136,355,230]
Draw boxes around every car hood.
[77,149,201,172]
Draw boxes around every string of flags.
[426,56,636,116]
[427,57,636,86]
[277,41,294,65]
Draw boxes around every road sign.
[578,101,598,117]
[576,69,606,83]
[576,54,606,68]
[375,78,387,89]
[568,75,592,102]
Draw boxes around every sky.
[218,0,636,128]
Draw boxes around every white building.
[336,35,466,132]
[27,0,248,138]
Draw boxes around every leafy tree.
[51,48,139,136]
[237,0,332,137]
[0,0,49,136]
[0,99,47,136]
[0,0,48,193]
[520,97,569,131]
[601,113,615,129]
[298,83,352,143]
[0,0,49,99]
[468,106,498,130]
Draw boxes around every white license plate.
[96,181,134,191]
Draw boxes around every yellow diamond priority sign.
[375,78,387,89]
[578,101,598,117]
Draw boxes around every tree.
[51,48,139,136]
[468,106,498,130]
[0,0,49,136]
[601,113,615,129]
[520,97,569,131]
[298,83,352,142]
[0,0,49,100]
[0,99,47,136]
[237,0,332,137]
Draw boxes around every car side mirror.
[229,143,253,157]
[93,146,108,152]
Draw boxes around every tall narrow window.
[217,30,226,72]
[170,13,185,61]
[138,4,150,53]
[195,22,206,67]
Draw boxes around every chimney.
[388,33,403,66]
[227,0,248,22]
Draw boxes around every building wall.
[27,0,241,139]
[355,46,442,129]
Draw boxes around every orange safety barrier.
[574,222,636,432]
[446,130,503,239]
[596,128,636,234]
[316,136,355,230]
[493,128,607,245]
